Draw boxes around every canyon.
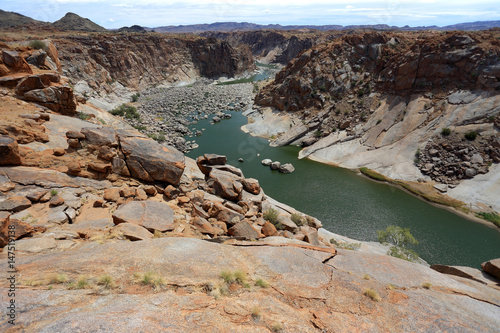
[0,14,499,332]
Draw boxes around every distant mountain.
[117,25,147,33]
[0,9,42,28]
[149,20,500,33]
[52,12,107,32]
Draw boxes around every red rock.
[192,216,216,235]
[481,258,500,280]
[22,86,77,115]
[163,185,180,199]
[134,188,148,201]
[0,213,37,248]
[228,220,261,240]
[204,153,227,165]
[67,138,80,148]
[66,130,86,139]
[242,178,261,195]
[98,146,115,161]
[119,187,136,198]
[49,195,65,207]
[67,160,82,174]
[88,161,112,173]
[111,223,153,241]
[26,190,48,202]
[15,73,60,96]
[209,169,243,201]
[104,188,121,202]
[177,196,190,204]
[261,221,278,237]
[0,136,22,165]
[142,185,157,196]
[2,50,32,74]
[53,148,66,156]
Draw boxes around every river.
[185,108,500,268]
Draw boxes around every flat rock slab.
[111,223,153,241]
[0,195,31,212]
[112,200,175,232]
[481,258,500,280]
[0,166,111,189]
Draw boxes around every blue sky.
[2,0,499,29]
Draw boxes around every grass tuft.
[98,274,116,289]
[255,278,269,288]
[363,288,381,302]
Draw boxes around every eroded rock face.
[2,50,32,74]
[22,86,77,115]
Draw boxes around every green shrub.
[50,189,58,197]
[464,131,478,141]
[476,212,500,227]
[290,213,304,226]
[314,130,323,138]
[441,127,451,136]
[98,274,116,289]
[220,270,235,284]
[109,104,140,120]
[77,112,92,121]
[263,208,280,225]
[378,225,420,262]
[422,282,432,289]
[131,93,141,102]
[29,40,46,50]
[255,278,269,288]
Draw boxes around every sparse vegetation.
[464,131,478,141]
[98,274,116,289]
[476,212,500,227]
[134,271,166,290]
[28,39,47,50]
[263,208,280,225]
[251,306,262,319]
[441,127,451,136]
[363,274,371,280]
[255,278,269,288]
[50,189,58,197]
[314,130,323,138]
[378,225,420,262]
[290,213,304,226]
[422,282,432,289]
[109,104,141,120]
[77,112,92,121]
[363,288,381,302]
[271,323,283,332]
[131,93,141,102]
[359,167,388,182]
[48,273,68,285]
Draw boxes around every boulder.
[261,159,272,166]
[2,50,32,74]
[119,135,185,185]
[270,161,281,170]
[22,86,77,115]
[481,258,500,280]
[471,153,484,165]
[66,130,86,140]
[228,220,261,240]
[26,50,50,69]
[111,223,153,241]
[0,212,40,247]
[465,168,477,178]
[0,136,22,165]
[81,127,118,147]
[192,216,216,235]
[0,196,32,212]
[242,178,261,195]
[87,161,112,173]
[15,73,60,96]
[49,195,65,207]
[204,153,227,165]
[209,169,243,201]
[112,201,175,233]
[261,221,278,237]
[279,163,295,174]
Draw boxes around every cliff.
[251,30,500,212]
[54,34,255,92]
[201,30,333,64]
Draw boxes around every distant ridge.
[117,25,147,33]
[148,20,500,33]
[52,12,107,32]
[0,9,41,28]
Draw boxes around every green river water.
[185,110,500,268]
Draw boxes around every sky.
[2,0,500,29]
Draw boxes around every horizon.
[2,1,500,30]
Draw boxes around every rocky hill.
[52,12,107,32]
[250,30,500,213]
[0,29,500,332]
[0,10,41,28]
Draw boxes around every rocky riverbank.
[120,81,254,152]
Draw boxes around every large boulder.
[22,86,77,115]
[119,135,185,185]
[112,201,175,233]
[279,163,295,174]
[228,220,261,240]
[209,169,243,201]
[111,223,153,241]
[15,73,60,96]
[0,136,22,165]
[81,127,118,147]
[2,50,32,74]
